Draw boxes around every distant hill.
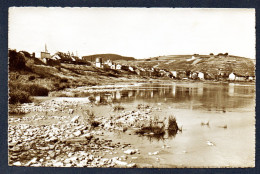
[82,54,135,62]
[126,54,255,76]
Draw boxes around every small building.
[171,71,177,78]
[105,59,113,66]
[95,57,103,68]
[116,64,122,70]
[129,66,134,72]
[228,73,236,81]
[135,69,141,75]
[198,72,204,80]
[110,64,116,69]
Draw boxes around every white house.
[105,59,113,66]
[229,73,236,81]
[198,72,204,80]
[171,71,177,78]
[129,66,134,72]
[116,64,122,70]
[95,57,103,68]
[110,64,116,69]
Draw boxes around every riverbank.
[8,82,255,167]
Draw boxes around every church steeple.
[45,44,48,53]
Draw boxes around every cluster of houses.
[20,45,254,82]
[92,57,255,81]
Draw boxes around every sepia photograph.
[8,7,255,168]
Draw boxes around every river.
[85,82,255,167]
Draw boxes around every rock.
[13,161,22,166]
[131,156,138,160]
[126,163,136,168]
[148,151,159,155]
[73,130,82,137]
[121,155,128,160]
[68,109,74,114]
[53,161,64,167]
[114,160,128,167]
[124,149,138,155]
[71,115,80,123]
[206,140,215,146]
[153,151,159,155]
[83,133,92,140]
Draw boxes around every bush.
[9,90,31,104]
[60,78,68,83]
[28,76,35,81]
[9,82,49,97]
[9,50,26,70]
[168,115,179,132]
[135,116,180,138]
[113,104,125,111]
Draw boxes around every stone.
[53,161,64,167]
[71,115,80,123]
[73,130,82,137]
[114,160,128,167]
[13,161,22,166]
[124,149,138,155]
[68,109,74,114]
[126,163,136,168]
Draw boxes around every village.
[14,44,255,83]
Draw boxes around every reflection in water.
[83,83,254,111]
[142,129,179,142]
[228,83,235,96]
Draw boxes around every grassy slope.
[120,55,255,76]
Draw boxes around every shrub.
[135,116,180,138]
[9,90,31,104]
[28,75,35,81]
[9,82,49,97]
[91,121,100,128]
[88,96,95,103]
[60,78,68,83]
[9,50,26,70]
[22,84,49,96]
[113,104,125,111]
[168,115,179,132]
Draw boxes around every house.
[110,64,116,69]
[198,72,204,80]
[105,59,113,66]
[129,66,134,72]
[171,71,177,78]
[190,72,198,79]
[95,57,103,68]
[52,55,61,60]
[135,69,141,75]
[116,64,122,70]
[228,73,236,81]
[229,73,247,81]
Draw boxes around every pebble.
[124,149,138,155]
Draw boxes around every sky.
[9,8,255,59]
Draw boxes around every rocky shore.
[8,97,169,168]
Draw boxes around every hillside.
[123,54,255,77]
[82,54,135,62]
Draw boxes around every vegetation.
[9,90,31,104]
[9,49,26,71]
[113,104,125,111]
[9,82,49,104]
[135,116,180,137]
